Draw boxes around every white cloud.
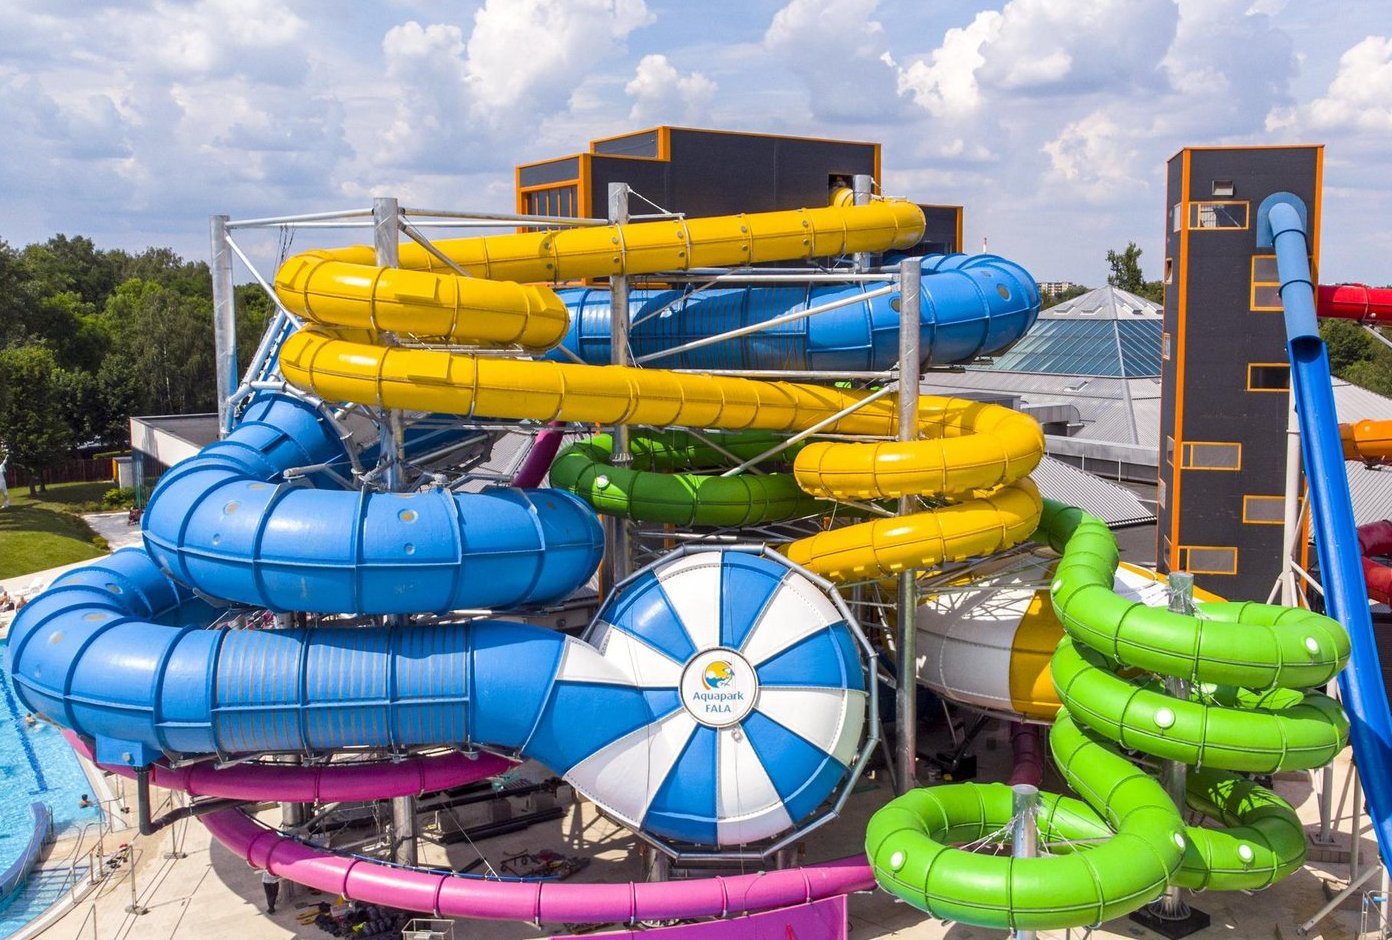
[1268,35,1392,133]
[375,0,656,171]
[464,0,655,124]
[764,0,904,121]
[0,0,1389,288]
[625,54,715,124]
[891,0,1177,119]
[891,11,1000,118]
[976,0,1177,96]
[1160,0,1295,136]
[1041,110,1145,203]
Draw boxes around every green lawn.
[0,481,113,581]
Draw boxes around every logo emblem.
[680,649,758,728]
[703,660,734,689]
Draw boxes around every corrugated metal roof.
[924,371,1162,450]
[1334,378,1392,422]
[1333,379,1392,527]
[1346,464,1392,528]
[1030,455,1156,527]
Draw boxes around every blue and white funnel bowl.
[576,548,869,847]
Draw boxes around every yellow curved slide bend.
[1342,418,1392,463]
[272,201,1046,580]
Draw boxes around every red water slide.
[1317,284,1392,462]
[1318,283,1392,323]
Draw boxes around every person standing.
[261,869,281,914]
[0,451,10,509]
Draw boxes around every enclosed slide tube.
[548,252,1039,373]
[1358,520,1392,605]
[865,502,1350,932]
[11,542,870,868]
[1264,194,1392,870]
[140,394,602,616]
[1317,282,1392,323]
[1317,283,1392,462]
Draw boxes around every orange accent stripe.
[1169,149,1191,572]
[578,154,592,219]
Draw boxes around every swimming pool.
[0,639,101,923]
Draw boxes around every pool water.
[0,640,101,917]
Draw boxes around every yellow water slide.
[1342,418,1392,463]
[272,200,1045,580]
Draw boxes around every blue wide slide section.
[6,548,650,776]
[7,546,865,846]
[1265,195,1392,871]
[141,394,603,615]
[550,253,1039,371]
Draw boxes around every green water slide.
[549,431,828,527]
[865,501,1351,932]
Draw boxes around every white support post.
[1158,571,1194,920]
[210,214,237,436]
[853,173,875,271]
[602,183,633,594]
[1010,784,1040,940]
[895,256,921,795]
[373,196,417,868]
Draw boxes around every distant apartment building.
[1037,280,1081,296]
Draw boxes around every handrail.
[0,803,52,902]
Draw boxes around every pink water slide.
[71,734,874,925]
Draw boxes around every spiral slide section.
[1264,194,1392,877]
[865,502,1351,932]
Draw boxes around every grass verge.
[0,482,113,581]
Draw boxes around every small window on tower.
[1190,201,1249,230]
[1212,180,1235,197]
[1251,255,1282,311]
[1180,441,1241,471]
[1247,363,1291,391]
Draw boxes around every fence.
[4,457,119,489]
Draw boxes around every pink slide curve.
[71,734,875,924]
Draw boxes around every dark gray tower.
[1156,145,1322,600]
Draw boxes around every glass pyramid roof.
[975,286,1163,378]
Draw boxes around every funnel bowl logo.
[702,660,734,690]
[681,649,758,728]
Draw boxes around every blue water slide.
[548,253,1039,370]
[5,549,649,770]
[1263,194,1392,867]
[6,546,865,847]
[141,394,603,615]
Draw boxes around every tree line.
[2,234,1388,492]
[0,235,271,492]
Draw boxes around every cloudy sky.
[3,0,1390,285]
